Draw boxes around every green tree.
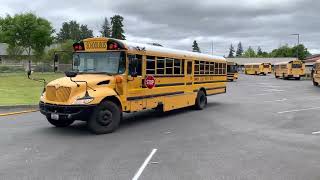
[228,44,235,58]
[292,44,311,60]
[57,21,93,42]
[236,42,243,57]
[100,17,111,37]
[111,15,125,40]
[243,46,256,58]
[80,24,93,39]
[257,46,263,56]
[192,40,201,53]
[0,13,54,61]
[270,45,293,58]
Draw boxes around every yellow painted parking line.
[0,109,39,117]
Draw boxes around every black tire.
[88,101,121,134]
[194,90,207,110]
[313,79,319,86]
[46,116,74,127]
[295,77,301,80]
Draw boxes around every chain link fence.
[0,62,72,73]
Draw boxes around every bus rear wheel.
[195,90,207,110]
[88,101,121,134]
[46,116,75,127]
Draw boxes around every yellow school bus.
[244,63,271,75]
[32,38,227,134]
[312,60,320,86]
[227,61,238,81]
[274,60,305,80]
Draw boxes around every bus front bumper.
[39,102,96,121]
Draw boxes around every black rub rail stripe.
[206,86,226,91]
[127,91,185,101]
[194,80,227,84]
[142,82,185,88]
[207,91,226,96]
[194,86,226,92]
[155,83,185,87]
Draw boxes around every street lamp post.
[291,33,300,60]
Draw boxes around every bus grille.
[46,86,71,102]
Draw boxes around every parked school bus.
[29,38,227,134]
[274,60,305,80]
[227,61,238,81]
[244,63,271,75]
[312,60,320,86]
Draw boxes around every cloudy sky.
[0,0,319,56]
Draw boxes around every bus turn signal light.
[115,76,123,83]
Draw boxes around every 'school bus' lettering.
[37,37,227,134]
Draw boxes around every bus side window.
[187,61,192,74]
[129,54,142,76]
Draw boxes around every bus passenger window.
[146,56,155,75]
[129,54,142,76]
[215,63,219,74]
[174,59,181,74]
[194,61,200,74]
[157,57,165,75]
[205,62,210,74]
[187,61,192,74]
[166,58,174,75]
[210,62,214,74]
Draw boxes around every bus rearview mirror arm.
[27,69,47,89]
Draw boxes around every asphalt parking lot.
[1,74,320,180]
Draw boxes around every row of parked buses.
[244,63,272,75]
[243,60,306,80]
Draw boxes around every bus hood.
[44,74,115,104]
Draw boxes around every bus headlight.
[73,97,94,105]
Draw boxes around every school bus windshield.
[73,52,126,74]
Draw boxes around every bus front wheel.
[46,116,74,127]
[195,90,207,110]
[88,101,121,134]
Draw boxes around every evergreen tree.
[192,40,201,53]
[228,44,235,58]
[257,46,263,56]
[236,42,243,57]
[111,15,125,40]
[100,17,111,37]
[80,24,93,39]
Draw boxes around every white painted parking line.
[312,131,320,135]
[132,149,158,180]
[277,107,320,114]
[264,98,287,103]
[263,89,284,92]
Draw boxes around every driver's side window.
[128,54,142,76]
